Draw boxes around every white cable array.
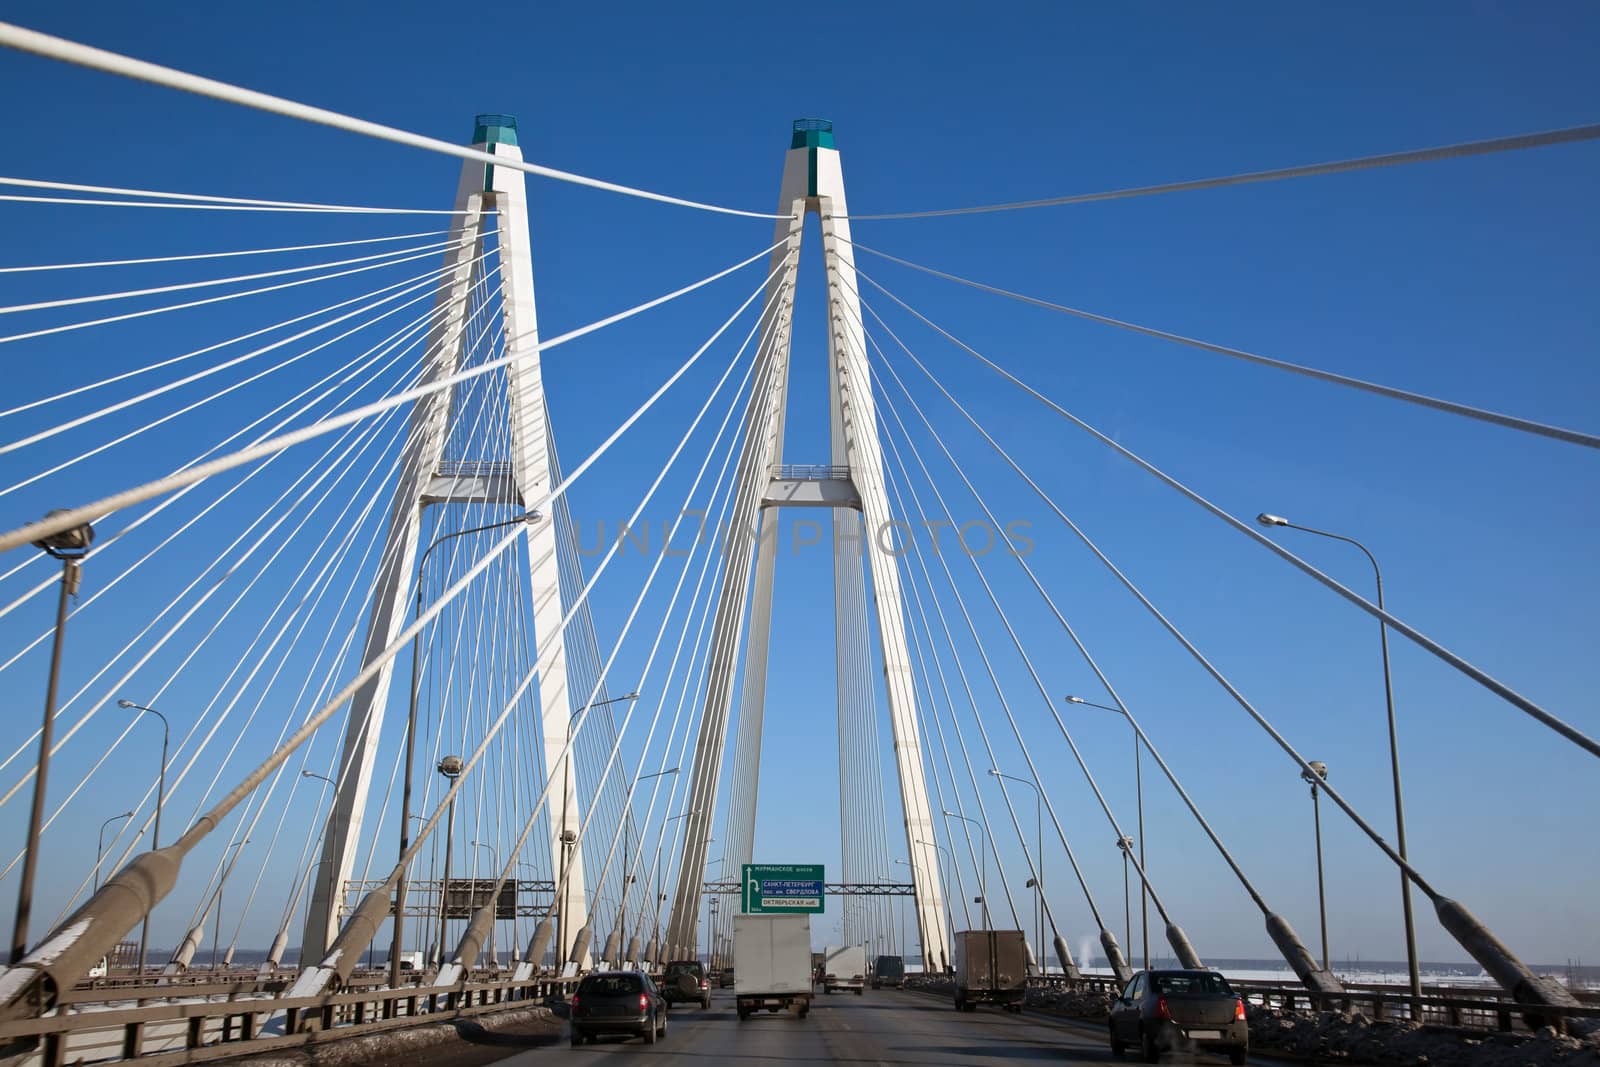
[857,269,1600,763]
[843,122,1600,220]
[0,176,479,215]
[847,243,1600,451]
[0,240,785,556]
[0,22,790,220]
[0,229,450,273]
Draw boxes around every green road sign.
[742,863,825,914]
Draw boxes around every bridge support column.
[664,122,950,973]
[300,113,585,970]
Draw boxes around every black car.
[660,959,712,1009]
[871,954,905,989]
[1109,969,1248,1064]
[569,971,667,1047]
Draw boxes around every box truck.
[822,944,866,995]
[952,930,1028,1012]
[733,914,813,1020]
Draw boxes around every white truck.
[733,913,813,1020]
[822,943,866,995]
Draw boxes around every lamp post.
[435,755,463,968]
[1067,694,1148,969]
[13,514,94,966]
[300,770,342,936]
[662,806,700,966]
[1115,835,1135,955]
[941,811,989,928]
[893,859,916,962]
[557,691,639,964]
[1300,760,1331,972]
[703,853,722,966]
[1257,513,1418,1007]
[627,768,678,958]
[212,839,250,971]
[469,841,499,967]
[915,838,957,970]
[395,515,531,985]
[116,699,170,976]
[988,769,1043,971]
[95,811,134,893]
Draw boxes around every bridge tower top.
[472,112,519,146]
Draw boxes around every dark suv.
[1108,969,1248,1064]
[661,959,712,1009]
[570,971,667,1047]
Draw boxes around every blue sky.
[0,2,1596,970]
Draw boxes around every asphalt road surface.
[490,986,1292,1066]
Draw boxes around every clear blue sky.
[0,2,1595,969]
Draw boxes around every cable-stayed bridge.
[0,20,1596,1067]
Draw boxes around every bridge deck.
[483,987,1295,1066]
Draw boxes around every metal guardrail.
[2,973,581,1067]
[1022,973,1600,1036]
[768,464,851,481]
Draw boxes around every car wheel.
[570,1029,583,1049]
[702,997,711,1010]
[658,1012,668,1038]
[1109,1021,1126,1057]
[645,1013,657,1044]
[953,994,964,1011]
[1229,1047,1247,1065]
[1141,1027,1160,1063]
[855,988,863,996]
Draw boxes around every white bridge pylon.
[666,120,952,970]
[301,115,587,965]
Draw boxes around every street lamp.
[396,513,533,987]
[557,690,640,965]
[300,770,342,939]
[1301,760,1330,972]
[12,513,94,966]
[95,811,134,893]
[988,769,1043,971]
[1257,512,1419,1008]
[941,811,989,928]
[1066,694,1148,969]
[1115,835,1135,957]
[117,699,170,976]
[704,853,723,966]
[469,841,499,967]
[624,768,679,955]
[435,755,463,968]
[212,839,251,971]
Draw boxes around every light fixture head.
[1064,695,1086,704]
[1302,760,1328,783]
[117,699,137,709]
[437,754,464,778]
[33,511,95,559]
[1257,513,1289,527]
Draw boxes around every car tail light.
[700,979,708,989]
[1234,997,1247,1022]
[1155,996,1171,1021]
[570,994,580,1014]
[639,993,650,1011]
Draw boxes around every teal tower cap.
[473,113,519,146]
[791,118,835,150]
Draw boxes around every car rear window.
[582,975,643,995]
[1150,972,1233,995]
[665,962,702,976]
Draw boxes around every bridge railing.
[768,464,852,481]
[3,973,581,1067]
[1020,974,1600,1036]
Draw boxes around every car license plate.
[1188,1029,1222,1039]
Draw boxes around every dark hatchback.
[661,959,712,1009]
[871,954,906,989]
[569,971,667,1047]
[1109,969,1248,1064]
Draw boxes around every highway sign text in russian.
[742,863,825,914]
